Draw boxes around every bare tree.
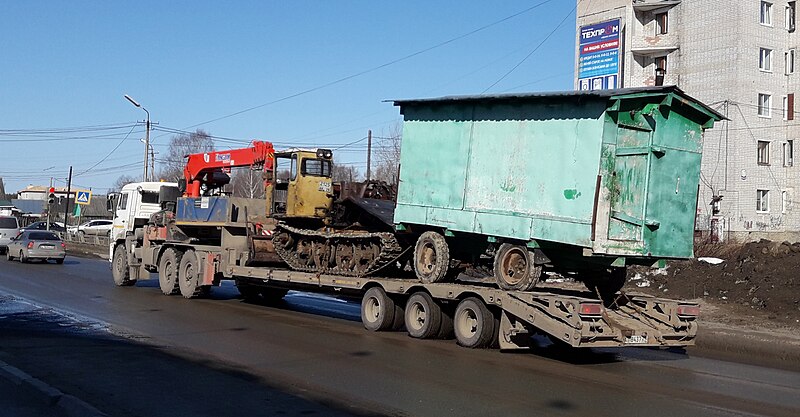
[111,174,139,192]
[157,129,215,183]
[230,166,265,199]
[372,122,402,185]
[332,162,361,183]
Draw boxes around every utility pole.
[124,95,151,182]
[47,177,53,231]
[64,166,72,229]
[366,129,372,181]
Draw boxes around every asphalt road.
[1,255,799,417]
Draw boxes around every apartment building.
[577,0,800,242]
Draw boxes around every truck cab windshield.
[301,158,331,178]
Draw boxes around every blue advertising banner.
[577,19,621,91]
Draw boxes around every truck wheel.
[493,244,542,292]
[158,248,182,296]
[404,292,442,339]
[361,286,401,332]
[112,244,136,287]
[178,250,203,299]
[454,297,497,348]
[413,231,450,283]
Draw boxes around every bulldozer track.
[273,222,406,277]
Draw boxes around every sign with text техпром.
[578,19,620,91]
[75,190,92,206]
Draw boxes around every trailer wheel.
[493,244,542,292]
[112,244,136,287]
[178,250,203,299]
[454,297,497,348]
[361,287,401,331]
[158,248,182,296]
[404,292,442,339]
[414,231,450,283]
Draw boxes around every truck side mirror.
[107,193,118,213]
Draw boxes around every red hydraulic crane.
[183,140,275,197]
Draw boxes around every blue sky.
[0,1,577,193]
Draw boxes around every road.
[1,255,799,417]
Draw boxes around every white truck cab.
[108,181,178,259]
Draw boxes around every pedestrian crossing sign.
[76,190,92,205]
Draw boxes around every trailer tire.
[413,231,450,284]
[361,287,400,332]
[493,244,542,292]
[454,297,496,349]
[158,248,182,296]
[112,244,136,287]
[178,250,203,299]
[404,292,442,339]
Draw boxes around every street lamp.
[124,94,151,182]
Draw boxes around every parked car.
[5,230,66,264]
[68,219,113,237]
[0,216,20,254]
[20,221,66,233]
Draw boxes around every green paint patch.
[563,189,581,199]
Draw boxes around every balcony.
[632,0,681,12]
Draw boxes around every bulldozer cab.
[267,149,334,219]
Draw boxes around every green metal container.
[392,86,722,262]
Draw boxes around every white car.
[70,219,113,237]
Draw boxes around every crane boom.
[183,140,275,197]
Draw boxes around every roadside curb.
[692,322,800,370]
[0,359,107,417]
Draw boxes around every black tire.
[361,287,401,332]
[178,250,204,299]
[493,243,542,292]
[158,248,182,295]
[19,251,27,264]
[262,288,288,304]
[6,250,13,261]
[112,244,136,286]
[413,231,450,284]
[55,258,64,265]
[454,297,497,349]
[404,292,442,339]
[238,285,262,302]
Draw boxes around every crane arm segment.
[183,140,275,197]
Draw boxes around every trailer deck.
[229,265,698,350]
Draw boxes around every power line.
[75,124,140,177]
[165,0,556,133]
[482,1,577,93]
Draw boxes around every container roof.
[390,86,725,120]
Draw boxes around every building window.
[655,12,668,35]
[758,93,772,117]
[786,49,795,74]
[757,189,770,213]
[758,140,771,165]
[788,2,796,32]
[760,48,773,71]
[784,140,795,166]
[654,56,667,85]
[761,1,773,26]
[785,94,795,120]
[784,95,790,120]
[782,190,790,213]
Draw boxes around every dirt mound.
[629,239,800,328]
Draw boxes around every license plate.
[624,335,648,344]
[40,245,55,249]
[318,181,332,193]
